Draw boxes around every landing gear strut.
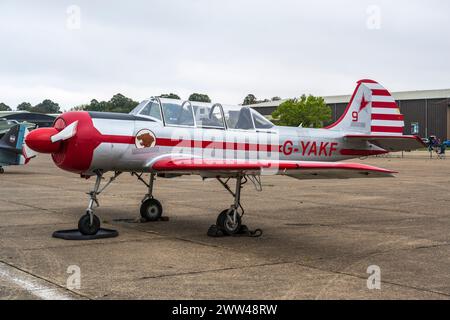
[132,172,163,221]
[78,170,122,235]
[215,174,246,235]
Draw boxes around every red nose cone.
[25,128,61,154]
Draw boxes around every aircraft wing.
[344,135,426,152]
[150,157,396,180]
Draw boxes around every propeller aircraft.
[25,80,425,236]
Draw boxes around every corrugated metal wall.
[425,99,449,140]
[398,100,427,137]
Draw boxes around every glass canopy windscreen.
[139,100,162,121]
[252,110,274,129]
[161,100,195,126]
[192,104,225,128]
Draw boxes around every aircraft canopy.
[130,98,274,130]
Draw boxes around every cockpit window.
[161,100,195,127]
[252,110,274,129]
[235,107,254,130]
[130,100,148,115]
[193,104,225,129]
[139,100,162,121]
[131,98,273,130]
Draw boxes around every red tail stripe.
[372,101,399,109]
[371,114,404,121]
[371,126,404,133]
[358,79,378,84]
[372,89,391,96]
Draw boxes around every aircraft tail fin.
[0,124,23,152]
[0,124,36,165]
[325,79,405,136]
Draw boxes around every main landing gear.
[78,170,122,235]
[215,174,245,235]
[211,174,262,237]
[132,172,163,222]
[0,167,4,174]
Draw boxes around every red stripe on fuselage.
[155,137,279,152]
[101,135,135,144]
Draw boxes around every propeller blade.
[23,127,38,159]
[51,121,78,143]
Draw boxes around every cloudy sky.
[0,0,449,110]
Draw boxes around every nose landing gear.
[78,170,122,236]
[53,170,121,240]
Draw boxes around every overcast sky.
[0,0,449,110]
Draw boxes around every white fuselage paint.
[87,118,383,174]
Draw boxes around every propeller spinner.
[25,121,78,154]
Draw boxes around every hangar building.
[251,89,450,140]
[0,111,56,128]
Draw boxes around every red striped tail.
[326,79,405,136]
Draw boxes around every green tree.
[271,95,331,128]
[0,102,11,111]
[108,94,139,113]
[243,94,257,105]
[188,93,211,103]
[70,104,89,111]
[17,102,32,111]
[33,99,60,114]
[81,95,139,113]
[159,93,181,100]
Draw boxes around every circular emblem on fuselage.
[135,129,156,149]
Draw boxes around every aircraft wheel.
[78,214,100,235]
[217,209,241,235]
[0,167,4,174]
[140,198,163,221]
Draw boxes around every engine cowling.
[25,111,101,174]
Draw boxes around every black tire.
[78,214,100,235]
[140,198,163,221]
[217,209,241,235]
[0,167,4,174]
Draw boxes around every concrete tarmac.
[0,153,449,299]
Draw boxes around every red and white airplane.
[25,79,424,236]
